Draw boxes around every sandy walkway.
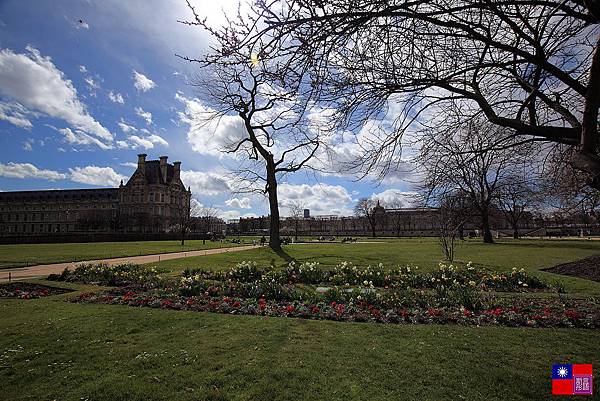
[0,245,256,282]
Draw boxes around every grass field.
[0,239,249,269]
[1,282,599,401]
[1,238,600,400]
[149,238,600,296]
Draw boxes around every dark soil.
[0,282,73,299]
[542,255,600,282]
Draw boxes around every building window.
[160,193,164,202]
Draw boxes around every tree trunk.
[266,164,281,250]
[513,225,519,239]
[481,207,494,244]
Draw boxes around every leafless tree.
[437,194,470,261]
[179,4,323,250]
[420,120,532,243]
[219,0,600,188]
[287,200,305,241]
[171,197,197,246]
[354,198,384,237]
[495,174,539,239]
[194,204,220,244]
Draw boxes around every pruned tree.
[221,0,600,189]
[420,120,532,243]
[179,4,322,250]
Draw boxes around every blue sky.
[0,0,416,219]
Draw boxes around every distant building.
[0,154,191,241]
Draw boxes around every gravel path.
[0,245,257,282]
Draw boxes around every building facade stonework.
[0,154,191,241]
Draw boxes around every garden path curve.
[0,245,256,282]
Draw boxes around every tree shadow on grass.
[269,247,298,267]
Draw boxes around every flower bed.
[48,263,163,287]
[182,261,550,293]
[0,282,73,299]
[71,288,600,328]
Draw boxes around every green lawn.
[150,238,600,296]
[0,239,250,269]
[1,282,598,401]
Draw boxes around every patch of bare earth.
[542,255,600,282]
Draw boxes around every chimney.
[173,161,181,181]
[137,153,147,174]
[159,155,168,183]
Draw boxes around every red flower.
[427,308,441,317]
[370,308,382,318]
[258,298,266,304]
[186,298,195,306]
[398,309,409,317]
[223,297,232,304]
[286,305,295,313]
[335,304,345,316]
[564,310,581,319]
[330,301,337,307]
[487,308,503,316]
[259,303,266,311]
[310,306,320,314]
[462,309,472,317]
[232,301,241,308]
[161,299,173,308]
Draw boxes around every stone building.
[0,154,191,242]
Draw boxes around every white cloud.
[79,65,88,74]
[132,70,156,92]
[108,91,124,104]
[22,138,33,151]
[120,162,138,168]
[370,189,420,208]
[0,101,34,129]
[84,76,99,90]
[135,106,152,125]
[116,140,129,149]
[127,133,168,150]
[180,170,232,196]
[68,166,126,187]
[220,210,258,220]
[279,183,353,216]
[118,119,136,133]
[0,162,66,181]
[0,46,113,145]
[175,93,245,157]
[56,127,113,150]
[225,197,251,209]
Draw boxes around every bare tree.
[171,197,198,246]
[287,201,305,242]
[495,175,538,239]
[421,120,532,243]
[179,6,322,250]
[221,0,600,188]
[354,198,384,237]
[437,193,470,261]
[194,205,220,244]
